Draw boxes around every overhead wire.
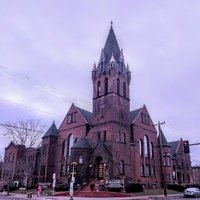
[0,65,92,108]
[0,123,44,133]
[0,97,63,118]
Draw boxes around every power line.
[0,123,44,133]
[0,65,92,107]
[0,97,63,118]
[190,143,200,146]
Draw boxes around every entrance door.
[98,163,106,180]
[177,172,181,184]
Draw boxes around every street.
[0,194,200,200]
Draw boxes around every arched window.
[140,164,144,176]
[120,160,125,175]
[150,142,154,158]
[123,81,126,97]
[117,78,120,94]
[144,135,149,158]
[68,134,74,156]
[97,81,101,97]
[104,77,108,95]
[139,139,143,157]
[119,132,126,143]
[62,140,68,158]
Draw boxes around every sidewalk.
[0,192,142,200]
[0,192,182,200]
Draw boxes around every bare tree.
[3,119,46,148]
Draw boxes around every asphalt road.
[1,194,200,200]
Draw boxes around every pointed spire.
[103,22,120,65]
[119,49,124,63]
[42,121,58,138]
[158,125,170,147]
[127,63,129,70]
[93,62,96,70]
[100,48,105,62]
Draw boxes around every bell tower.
[92,23,131,126]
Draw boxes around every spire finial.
[111,20,113,26]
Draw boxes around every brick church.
[1,24,193,188]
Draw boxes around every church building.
[1,24,193,189]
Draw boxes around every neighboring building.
[158,126,193,185]
[1,141,39,188]
[192,166,200,184]
[1,24,194,188]
[169,140,193,184]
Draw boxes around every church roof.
[42,121,58,138]
[130,108,143,123]
[72,137,93,149]
[158,125,170,147]
[76,106,93,124]
[169,140,180,156]
[103,24,121,65]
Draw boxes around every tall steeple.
[92,22,131,82]
[103,23,121,65]
[92,23,131,126]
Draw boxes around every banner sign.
[106,179,124,188]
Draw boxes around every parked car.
[183,187,200,198]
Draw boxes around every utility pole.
[155,121,167,196]
[69,162,77,200]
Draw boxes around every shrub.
[55,182,69,192]
[125,183,143,193]
[167,184,186,192]
[3,185,19,192]
[185,184,200,189]
[108,187,122,192]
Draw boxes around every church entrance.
[94,157,106,180]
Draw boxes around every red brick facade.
[1,24,194,188]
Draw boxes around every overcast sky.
[0,0,200,165]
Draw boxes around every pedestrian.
[89,183,95,192]
[37,185,42,197]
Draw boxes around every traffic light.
[69,163,73,173]
[73,162,77,174]
[183,140,190,153]
[69,162,78,176]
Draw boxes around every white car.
[183,187,200,198]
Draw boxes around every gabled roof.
[158,125,170,147]
[103,24,121,65]
[72,137,93,150]
[130,108,143,123]
[76,106,93,124]
[169,140,180,156]
[5,141,25,150]
[42,121,58,138]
